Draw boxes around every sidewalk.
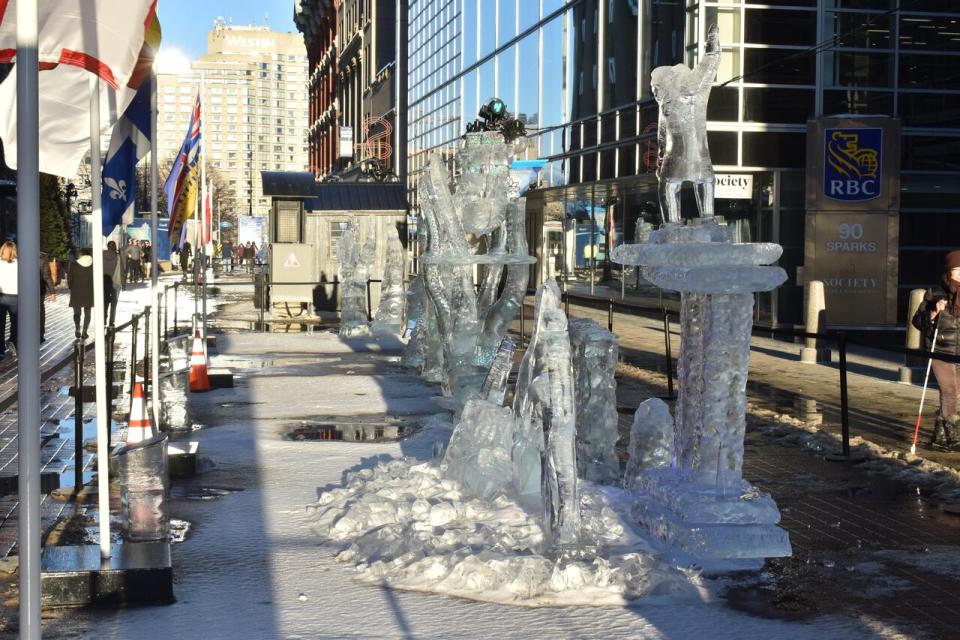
[14,293,955,638]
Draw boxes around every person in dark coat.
[68,248,94,340]
[39,251,55,342]
[180,241,192,280]
[103,241,121,326]
[912,249,960,451]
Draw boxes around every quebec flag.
[102,74,153,235]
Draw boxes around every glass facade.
[407,0,960,325]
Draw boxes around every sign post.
[803,117,901,327]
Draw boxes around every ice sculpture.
[568,319,620,484]
[513,280,580,551]
[480,336,514,406]
[338,219,375,337]
[372,226,406,334]
[441,398,515,500]
[416,131,535,404]
[652,24,721,224]
[623,398,674,489]
[610,24,791,570]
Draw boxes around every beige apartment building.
[157,22,309,219]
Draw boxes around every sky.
[154,0,299,72]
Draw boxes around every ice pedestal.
[612,219,791,570]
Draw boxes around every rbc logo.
[824,128,882,202]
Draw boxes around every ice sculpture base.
[629,467,791,572]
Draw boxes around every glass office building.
[406,0,960,326]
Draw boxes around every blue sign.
[824,128,882,202]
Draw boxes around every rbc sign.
[824,128,882,202]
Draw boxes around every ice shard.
[338,219,375,338]
[441,398,516,500]
[372,226,407,334]
[623,398,674,489]
[513,280,580,551]
[568,319,620,484]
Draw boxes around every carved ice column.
[613,220,792,571]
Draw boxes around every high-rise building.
[296,0,400,180]
[157,22,309,220]
[407,0,960,328]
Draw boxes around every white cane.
[910,321,940,455]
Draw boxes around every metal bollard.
[73,340,84,491]
[900,288,928,383]
[564,290,570,318]
[800,280,830,363]
[607,300,614,332]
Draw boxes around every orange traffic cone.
[189,329,211,393]
[126,382,153,445]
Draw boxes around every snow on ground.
[308,415,701,607]
[49,333,911,639]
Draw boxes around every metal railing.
[551,290,960,459]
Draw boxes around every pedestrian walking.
[125,241,142,284]
[103,241,122,326]
[180,241,192,280]
[0,241,18,357]
[142,241,152,279]
[39,250,55,342]
[221,239,233,273]
[68,248,95,340]
[912,250,960,451]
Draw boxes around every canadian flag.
[0,0,159,177]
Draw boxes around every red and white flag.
[0,0,158,177]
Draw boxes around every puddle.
[170,485,243,500]
[285,420,419,443]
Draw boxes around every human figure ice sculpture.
[652,24,721,224]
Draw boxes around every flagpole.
[15,0,42,635]
[90,76,112,560]
[150,71,160,430]
[200,73,208,345]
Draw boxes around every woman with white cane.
[912,250,960,451]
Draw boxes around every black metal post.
[838,333,851,457]
[519,302,525,349]
[259,273,266,332]
[366,279,373,322]
[607,300,614,332]
[73,340,83,491]
[663,311,674,399]
[143,306,151,407]
[564,290,570,318]
[173,282,179,334]
[106,325,115,450]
